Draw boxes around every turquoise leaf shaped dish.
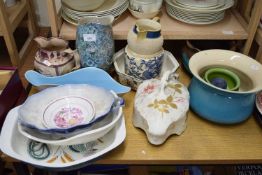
[25,67,131,94]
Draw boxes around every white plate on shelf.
[0,106,126,169]
[166,0,234,12]
[61,1,128,26]
[62,0,128,20]
[167,6,224,20]
[167,9,224,24]
[168,6,223,19]
[174,0,225,10]
[175,0,223,9]
[166,3,225,25]
[62,0,127,15]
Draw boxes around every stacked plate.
[0,84,126,169]
[165,0,234,25]
[61,0,129,25]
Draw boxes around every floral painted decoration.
[28,139,100,164]
[54,107,84,128]
[147,83,184,115]
[148,95,177,114]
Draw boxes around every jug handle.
[152,17,160,23]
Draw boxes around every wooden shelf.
[3,66,262,164]
[0,0,37,66]
[255,28,262,62]
[0,1,27,34]
[255,28,262,45]
[93,68,262,165]
[59,9,248,41]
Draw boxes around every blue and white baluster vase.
[76,15,115,71]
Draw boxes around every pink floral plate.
[42,96,95,129]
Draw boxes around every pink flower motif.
[54,107,84,128]
[173,97,186,103]
[143,84,156,94]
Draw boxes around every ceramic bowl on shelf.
[0,106,126,169]
[181,40,238,75]
[61,0,105,11]
[189,49,262,124]
[129,0,163,13]
[128,8,160,19]
[114,48,179,90]
[18,106,123,145]
[204,67,240,91]
[18,84,123,134]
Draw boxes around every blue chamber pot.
[189,77,255,124]
[188,50,262,124]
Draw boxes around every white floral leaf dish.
[25,67,131,94]
[133,71,190,145]
[18,84,122,134]
[0,106,126,169]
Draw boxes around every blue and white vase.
[76,15,114,71]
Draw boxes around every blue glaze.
[189,77,255,124]
[76,22,114,70]
[25,67,131,94]
[210,77,227,89]
[181,52,192,75]
[133,26,161,39]
[125,53,164,80]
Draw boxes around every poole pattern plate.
[0,106,126,169]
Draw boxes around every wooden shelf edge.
[8,1,27,32]
[59,9,248,41]
[0,1,27,35]
[255,28,262,45]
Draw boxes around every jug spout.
[34,37,68,51]
[134,17,161,40]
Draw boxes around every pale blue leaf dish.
[25,67,131,94]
